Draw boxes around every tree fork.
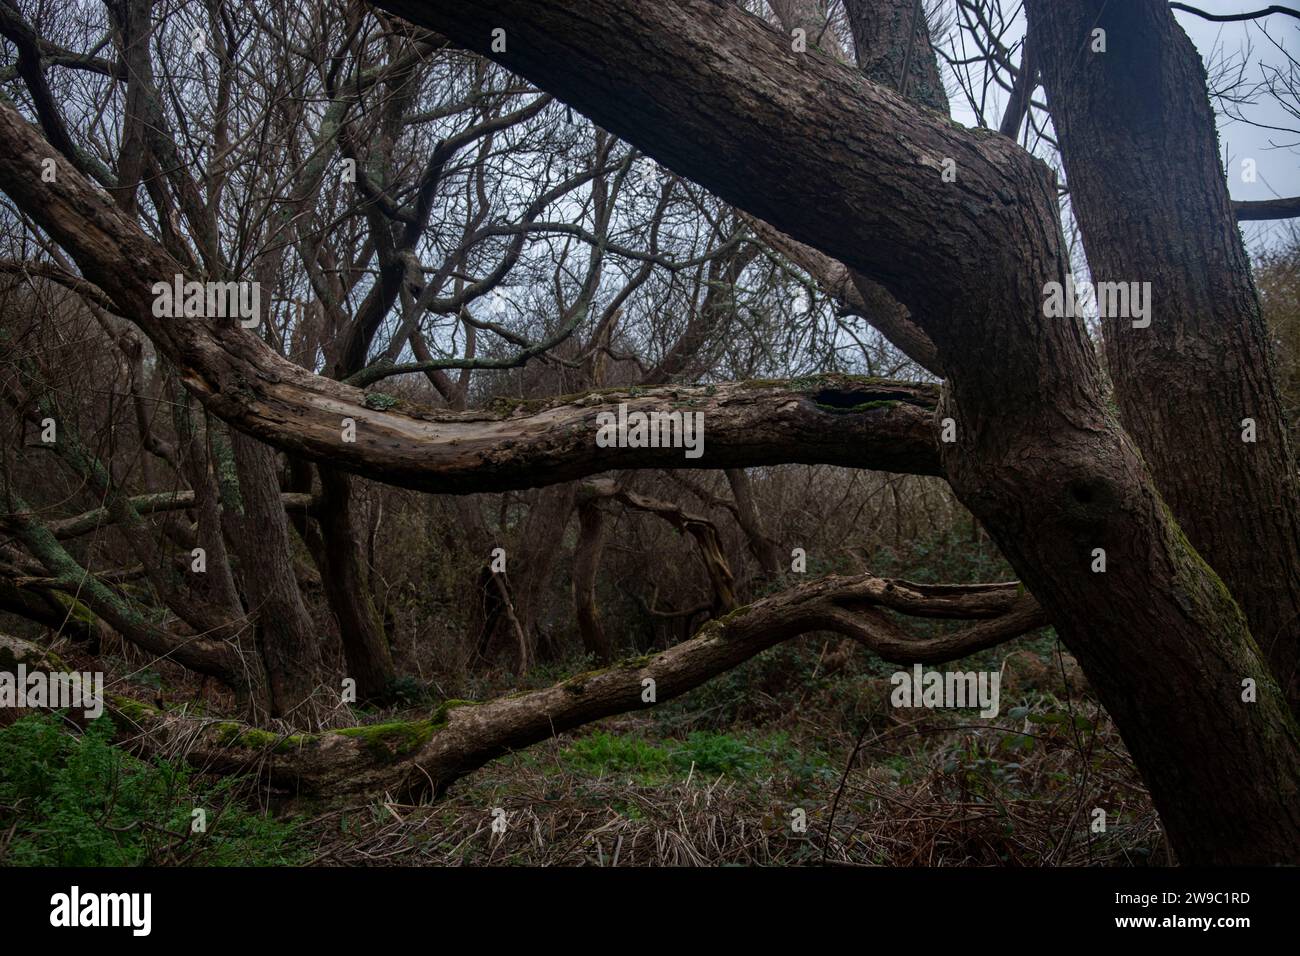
[357,0,1300,864]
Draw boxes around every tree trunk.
[370,0,1300,865]
[2,0,1299,863]
[726,468,782,580]
[317,466,395,699]
[572,497,614,663]
[1028,0,1300,714]
[227,429,325,719]
[118,573,1048,799]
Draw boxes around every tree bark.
[360,0,1300,864]
[114,573,1047,799]
[843,0,949,111]
[2,0,1299,862]
[227,430,325,718]
[0,99,942,485]
[1028,0,1300,714]
[316,466,395,699]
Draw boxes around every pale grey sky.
[1176,1,1298,205]
[943,1,1298,248]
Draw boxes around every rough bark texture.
[358,0,1300,863]
[0,100,943,484]
[843,0,948,110]
[0,0,1297,863]
[750,0,943,377]
[227,429,324,717]
[316,467,395,699]
[1029,0,1300,713]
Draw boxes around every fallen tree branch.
[0,491,247,685]
[111,573,1048,799]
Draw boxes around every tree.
[0,0,1297,864]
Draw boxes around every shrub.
[0,712,306,866]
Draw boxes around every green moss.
[1158,497,1245,636]
[213,723,280,749]
[562,668,606,695]
[429,698,478,725]
[0,638,66,672]
[108,696,159,726]
[204,722,313,752]
[332,720,436,762]
[363,392,401,411]
[488,396,549,416]
[715,603,755,626]
[50,591,98,628]
[211,434,243,515]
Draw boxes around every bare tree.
[0,0,1298,864]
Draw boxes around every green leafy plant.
[0,712,307,866]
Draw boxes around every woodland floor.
[0,627,1166,866]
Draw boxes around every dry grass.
[295,640,1166,867]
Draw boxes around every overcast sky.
[1176,2,1298,203]
[944,1,1297,249]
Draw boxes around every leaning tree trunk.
[1028,0,1300,715]
[368,0,1300,865]
[1,0,1298,863]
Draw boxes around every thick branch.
[0,102,941,492]
[369,0,1055,340]
[116,572,1047,798]
[1234,197,1300,221]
